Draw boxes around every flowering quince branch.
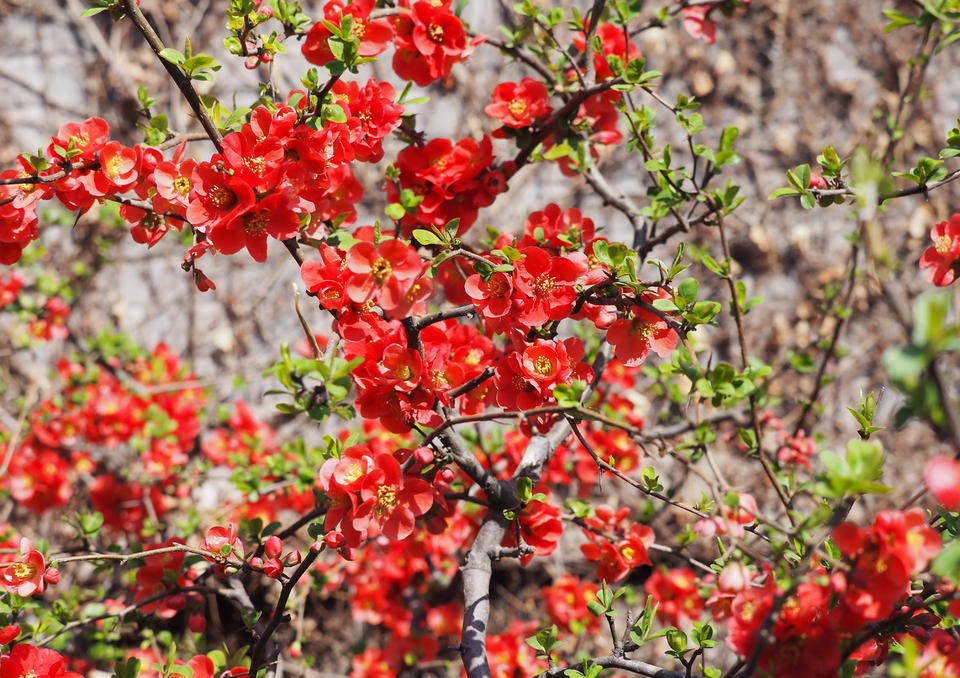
[117,0,224,153]
[539,654,701,678]
[248,543,323,678]
[6,2,960,678]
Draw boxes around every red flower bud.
[808,172,828,189]
[323,532,345,549]
[263,558,283,579]
[439,467,456,483]
[167,593,187,611]
[414,447,434,465]
[0,625,20,645]
[188,614,207,633]
[43,567,60,585]
[264,535,283,558]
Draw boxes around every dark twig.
[119,0,224,154]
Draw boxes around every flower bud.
[188,614,207,633]
[323,532,345,549]
[263,558,283,579]
[167,594,187,611]
[264,535,283,558]
[43,567,60,585]
[0,625,20,645]
[414,447,434,465]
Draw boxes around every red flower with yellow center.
[485,78,552,128]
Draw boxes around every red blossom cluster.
[579,504,655,582]
[317,442,437,551]
[1,345,203,530]
[713,509,942,677]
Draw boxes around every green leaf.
[159,48,185,66]
[412,228,443,246]
[768,186,801,199]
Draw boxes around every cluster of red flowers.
[304,0,483,88]
[0,78,401,274]
[316,441,438,553]
[713,509,941,677]
[579,504,655,582]
[1,344,202,534]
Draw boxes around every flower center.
[533,355,553,376]
[370,257,393,280]
[341,463,363,483]
[487,276,508,298]
[244,212,269,235]
[11,562,38,580]
[936,234,953,255]
[619,545,636,561]
[174,176,191,196]
[395,364,413,380]
[429,23,444,42]
[106,154,124,179]
[207,184,236,209]
[141,213,163,231]
[376,485,398,511]
[507,98,528,118]
[244,157,266,175]
[532,273,557,297]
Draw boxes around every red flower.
[580,523,654,582]
[512,247,587,327]
[345,239,423,310]
[543,575,599,632]
[572,22,641,81]
[646,567,704,627]
[391,1,482,86]
[302,0,394,67]
[186,162,256,231]
[502,499,563,564]
[607,305,678,366]
[464,271,513,319]
[520,204,595,250]
[0,644,82,678]
[920,214,960,286]
[207,192,300,262]
[485,78,551,128]
[0,539,50,597]
[48,117,110,162]
[79,141,140,196]
[199,524,244,561]
[352,453,434,540]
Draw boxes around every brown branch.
[540,655,699,678]
[119,0,224,154]
[248,545,322,677]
